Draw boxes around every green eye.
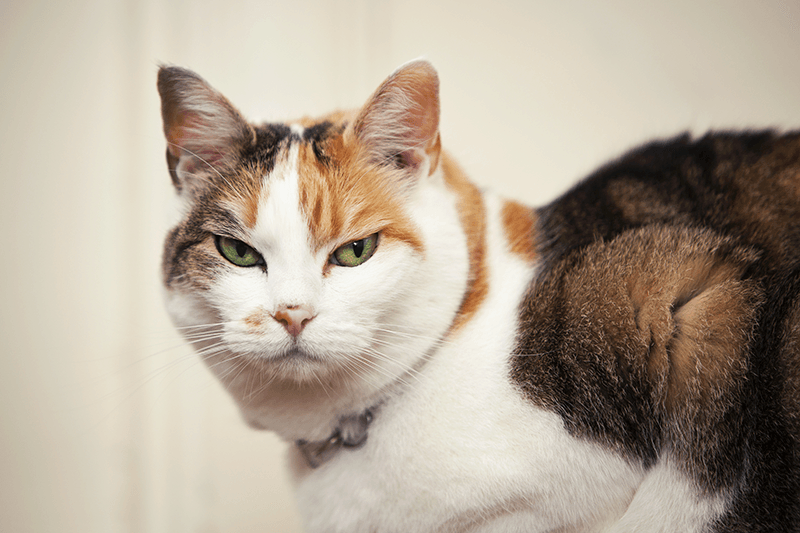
[215,236,263,267]
[331,234,378,267]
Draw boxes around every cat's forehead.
[218,116,422,253]
[209,118,339,231]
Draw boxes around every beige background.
[2,1,800,532]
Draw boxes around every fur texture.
[158,61,800,531]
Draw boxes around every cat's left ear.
[157,66,256,197]
[350,60,441,179]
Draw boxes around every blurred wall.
[1,1,799,532]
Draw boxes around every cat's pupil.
[352,240,364,258]
[236,241,248,257]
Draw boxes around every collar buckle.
[296,409,374,469]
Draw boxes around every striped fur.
[158,62,800,531]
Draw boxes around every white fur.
[605,456,729,533]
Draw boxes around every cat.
[157,60,800,532]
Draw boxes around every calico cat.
[157,60,800,532]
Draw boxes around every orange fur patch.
[236,167,265,229]
[441,154,489,333]
[243,310,264,328]
[501,200,537,262]
[212,162,269,230]
[296,122,424,255]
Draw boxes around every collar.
[295,408,374,469]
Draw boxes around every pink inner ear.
[167,114,200,156]
[397,86,440,172]
[353,61,441,173]
[166,113,226,167]
[402,84,439,146]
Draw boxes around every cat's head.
[157,61,471,432]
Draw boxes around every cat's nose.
[272,305,315,337]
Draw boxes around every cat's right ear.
[157,66,255,197]
[350,60,441,182]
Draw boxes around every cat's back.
[536,130,800,265]
[511,130,800,530]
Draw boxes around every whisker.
[354,320,456,348]
[90,343,206,424]
[226,355,255,386]
[335,353,392,391]
[347,348,419,387]
[511,351,555,358]
[180,331,225,344]
[243,368,281,403]
[172,321,232,331]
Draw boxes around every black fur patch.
[303,121,336,166]
[240,123,292,173]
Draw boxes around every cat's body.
[158,61,800,532]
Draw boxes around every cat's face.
[164,128,426,383]
[159,62,469,420]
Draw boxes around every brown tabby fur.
[514,131,800,529]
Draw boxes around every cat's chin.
[263,348,336,383]
[239,344,370,387]
[224,348,388,441]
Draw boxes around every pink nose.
[273,305,315,337]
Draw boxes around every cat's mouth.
[272,345,323,363]
[260,345,343,383]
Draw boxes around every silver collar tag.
[296,409,374,469]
